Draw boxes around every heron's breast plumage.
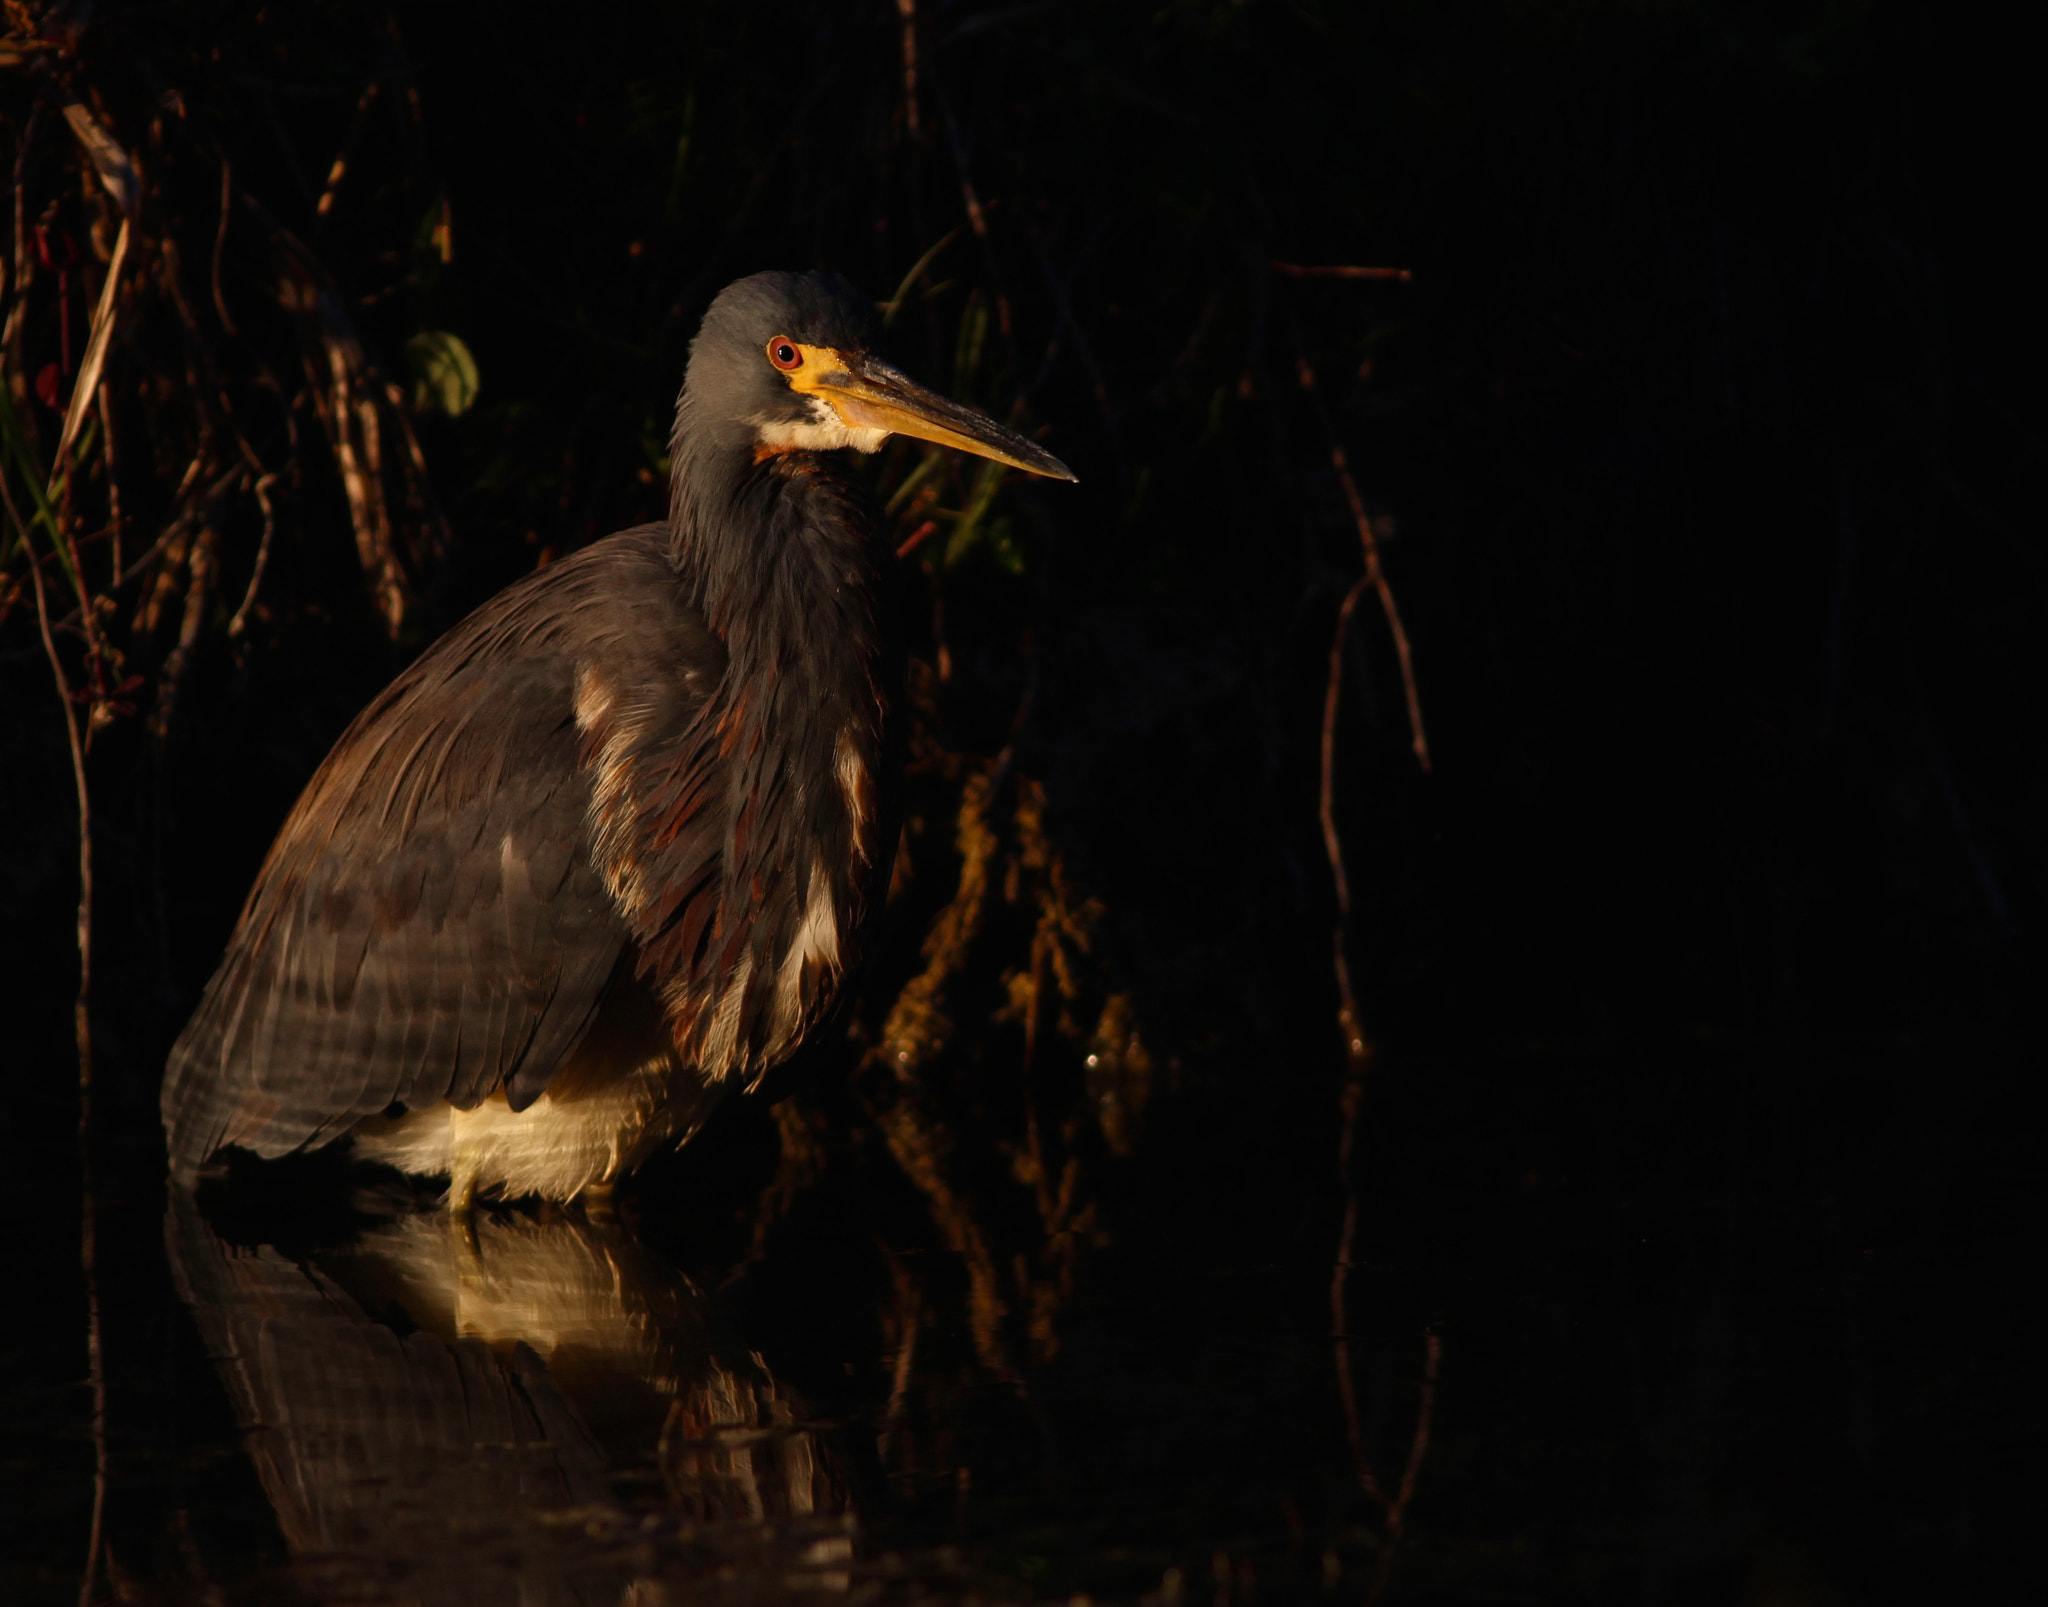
[571,460,892,1089]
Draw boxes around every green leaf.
[405,330,481,418]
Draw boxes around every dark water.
[3,1029,2029,1606]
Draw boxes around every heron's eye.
[767,337,803,372]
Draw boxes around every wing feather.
[161,529,712,1184]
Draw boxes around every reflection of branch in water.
[1289,314,1441,1599]
[1289,319,1429,774]
[1359,1327,1441,1607]
[167,1197,850,1606]
[879,1099,1020,1388]
[855,751,1141,1391]
[720,1097,828,1294]
[877,1246,923,1474]
[686,663,1146,1506]
[868,769,1021,1386]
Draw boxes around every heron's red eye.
[767,337,803,371]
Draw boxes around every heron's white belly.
[352,1054,707,1202]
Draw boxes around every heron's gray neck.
[668,444,884,715]
[665,443,893,974]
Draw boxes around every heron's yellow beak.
[781,343,1077,482]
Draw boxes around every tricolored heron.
[161,270,1074,1209]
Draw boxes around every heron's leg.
[581,1178,618,1223]
[447,1156,482,1262]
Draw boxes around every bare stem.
[878,1247,923,1469]
[97,384,122,580]
[1392,1327,1443,1528]
[1322,574,1382,1507]
[1270,261,1413,282]
[895,0,922,141]
[314,84,382,224]
[1298,328,1440,1595]
[226,471,280,637]
[4,475,105,1607]
[211,159,240,337]
[1321,576,1370,923]
[1330,1075,1384,1506]
[894,518,938,561]
[1295,352,1431,772]
[1363,1328,1443,1607]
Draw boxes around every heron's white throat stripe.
[753,396,888,456]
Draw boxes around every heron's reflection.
[168,1193,851,1605]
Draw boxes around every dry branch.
[1294,350,1430,772]
[51,216,123,473]
[1289,312,1440,1584]
[894,0,922,141]
[1270,261,1413,282]
[271,231,448,637]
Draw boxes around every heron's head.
[677,270,1075,483]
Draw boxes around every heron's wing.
[162,528,720,1184]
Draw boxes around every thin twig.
[3,474,104,1607]
[1300,325,1439,1588]
[314,83,382,224]
[54,218,129,474]
[1322,575,1380,1502]
[211,159,239,337]
[1292,348,1431,771]
[895,518,937,561]
[226,471,280,636]
[221,66,416,99]
[11,103,44,312]
[1270,261,1412,282]
[1330,1087,1381,1497]
[1363,1328,1443,1607]
[878,1246,922,1469]
[1391,1328,1442,1526]
[153,518,219,741]
[49,458,113,718]
[882,230,959,329]
[96,384,121,579]
[895,0,922,141]
[935,93,990,244]
[1320,577,1370,923]
[1,493,94,1054]
[54,461,245,632]
[1027,224,1118,466]
[932,87,1015,342]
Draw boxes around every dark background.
[2,2,2039,1603]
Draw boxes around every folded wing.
[161,528,721,1185]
